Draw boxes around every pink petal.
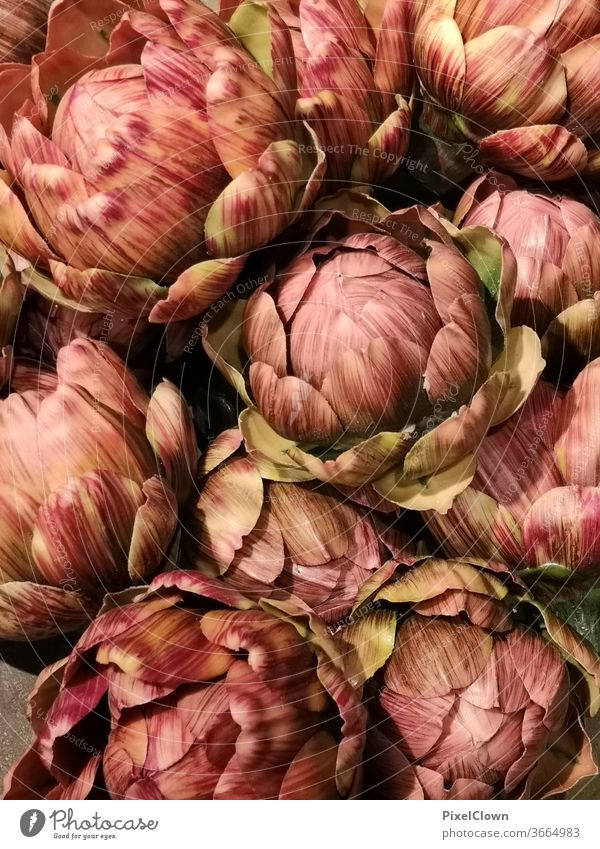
[226,660,315,799]
[186,456,264,570]
[279,732,340,799]
[507,628,568,717]
[320,336,428,435]
[243,291,288,377]
[146,380,198,503]
[128,475,178,582]
[0,581,92,641]
[554,358,600,485]
[480,124,587,181]
[384,617,493,698]
[425,293,491,405]
[379,687,452,759]
[522,485,600,571]
[562,35,600,138]
[206,51,293,179]
[415,13,465,110]
[57,337,149,427]
[31,469,145,596]
[46,0,133,57]
[248,361,344,444]
[462,26,566,129]
[299,0,375,57]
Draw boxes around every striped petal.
[554,358,600,485]
[0,483,41,583]
[243,290,288,377]
[148,256,246,324]
[425,293,491,406]
[299,0,375,57]
[462,27,566,129]
[207,50,293,179]
[34,261,167,319]
[146,380,198,503]
[96,607,233,686]
[186,456,264,571]
[141,41,210,111]
[0,175,57,266]
[320,335,427,435]
[301,41,381,124]
[385,617,493,698]
[248,361,344,444]
[562,35,600,139]
[522,486,600,571]
[480,124,587,181]
[31,469,146,596]
[57,337,149,427]
[279,732,340,799]
[161,0,240,61]
[0,581,92,641]
[128,475,178,582]
[415,12,466,110]
[296,91,371,183]
[205,140,308,258]
[350,98,411,184]
[373,0,413,99]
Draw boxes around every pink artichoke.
[183,428,412,622]
[3,572,366,800]
[455,172,600,374]
[427,357,600,573]
[278,0,413,185]
[217,0,413,187]
[338,558,600,799]
[0,0,323,324]
[413,0,600,181]
[204,197,543,512]
[0,338,198,639]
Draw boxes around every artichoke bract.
[204,196,544,512]
[183,428,412,622]
[427,358,600,572]
[455,172,600,375]
[0,246,25,388]
[242,0,413,186]
[413,0,600,181]
[2,572,366,800]
[0,338,198,639]
[0,0,324,324]
[0,0,47,64]
[338,558,600,799]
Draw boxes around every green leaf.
[229,3,273,78]
[454,225,502,300]
[517,564,600,655]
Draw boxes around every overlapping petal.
[182,430,412,621]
